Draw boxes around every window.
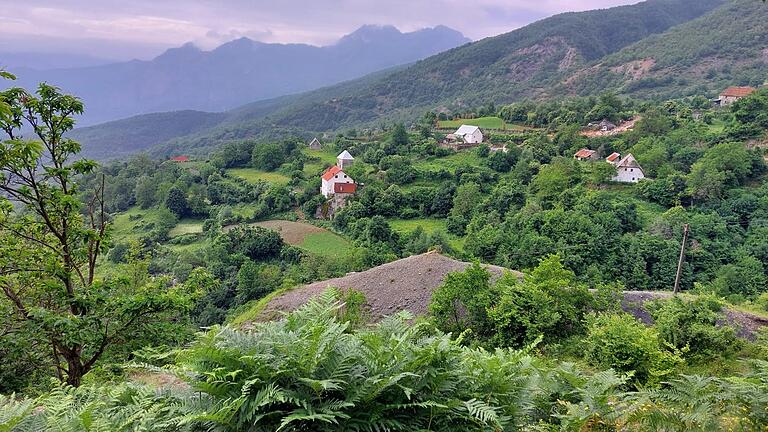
[335,175,338,179]
[630,168,634,172]
[343,175,347,178]
[632,177,635,181]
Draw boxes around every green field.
[389,218,448,235]
[111,207,171,241]
[301,232,353,258]
[438,116,506,129]
[228,168,290,185]
[302,148,338,177]
[169,219,204,237]
[414,151,484,173]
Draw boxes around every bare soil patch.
[580,116,640,138]
[255,252,519,322]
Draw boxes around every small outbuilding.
[717,86,756,106]
[337,150,354,169]
[308,137,322,150]
[453,125,484,144]
[574,148,598,161]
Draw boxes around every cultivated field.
[227,168,290,185]
[253,220,352,257]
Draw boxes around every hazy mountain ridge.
[69,0,768,159]
[6,25,469,125]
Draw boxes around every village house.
[320,150,357,198]
[308,137,322,150]
[574,148,598,161]
[587,119,617,132]
[170,156,190,162]
[453,125,484,144]
[717,86,756,106]
[610,153,645,183]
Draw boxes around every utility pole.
[673,224,690,295]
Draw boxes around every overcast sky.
[0,0,640,60]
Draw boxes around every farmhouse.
[320,165,355,198]
[337,150,354,169]
[308,137,321,149]
[170,156,190,162]
[611,153,645,183]
[453,125,484,144]
[574,148,598,161]
[717,86,756,106]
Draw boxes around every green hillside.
[563,0,768,98]
[73,0,729,158]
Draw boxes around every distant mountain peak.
[335,24,468,46]
[155,42,202,62]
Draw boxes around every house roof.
[574,148,596,158]
[309,137,320,145]
[321,165,343,181]
[170,156,190,162]
[455,125,480,136]
[599,119,617,127]
[337,150,354,160]
[334,183,357,194]
[606,152,621,163]
[615,153,642,169]
[721,86,756,98]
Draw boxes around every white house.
[321,165,356,198]
[611,153,645,183]
[308,137,321,150]
[453,125,484,144]
[337,150,354,169]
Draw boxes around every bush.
[649,296,742,361]
[583,313,683,386]
[429,262,497,339]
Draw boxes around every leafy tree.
[429,262,497,339]
[252,143,285,171]
[0,83,196,386]
[165,185,189,217]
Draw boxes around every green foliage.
[583,313,684,386]
[489,255,594,347]
[429,262,496,338]
[165,185,189,218]
[649,296,743,361]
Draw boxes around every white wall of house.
[459,129,484,143]
[612,166,645,183]
[321,170,354,197]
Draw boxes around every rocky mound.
[257,252,519,322]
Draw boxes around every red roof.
[574,148,596,159]
[721,86,756,98]
[321,165,342,181]
[334,183,357,194]
[170,156,190,162]
[606,152,621,163]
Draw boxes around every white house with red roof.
[574,148,597,161]
[718,86,756,106]
[320,150,357,198]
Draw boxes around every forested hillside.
[563,0,768,98]
[72,0,732,158]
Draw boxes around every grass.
[389,218,464,252]
[302,148,338,177]
[389,218,448,235]
[300,232,352,258]
[414,151,484,173]
[228,168,290,185]
[111,207,170,241]
[169,219,204,237]
[438,117,507,129]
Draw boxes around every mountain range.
[68,0,768,160]
[5,25,469,126]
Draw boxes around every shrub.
[648,296,742,361]
[583,313,683,386]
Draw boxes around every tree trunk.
[65,354,84,387]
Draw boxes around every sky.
[0,0,640,61]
